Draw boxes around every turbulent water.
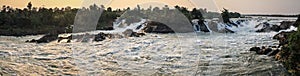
[0,18,296,76]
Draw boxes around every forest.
[0,2,242,36]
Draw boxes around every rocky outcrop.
[26,33,59,43]
[94,32,108,42]
[273,31,296,47]
[276,28,300,76]
[142,21,175,33]
[94,29,146,42]
[207,21,235,33]
[251,15,300,75]
[192,19,210,32]
[256,21,296,32]
[249,46,280,56]
[26,29,146,43]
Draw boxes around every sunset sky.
[0,0,300,14]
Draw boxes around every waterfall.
[113,18,148,33]
[192,19,201,32]
[192,19,212,32]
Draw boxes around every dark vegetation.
[0,2,241,36]
[221,8,241,27]
[277,15,300,76]
[243,14,298,17]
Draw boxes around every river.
[0,18,295,76]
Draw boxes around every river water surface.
[0,32,289,76]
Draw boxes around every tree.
[107,7,112,12]
[221,8,230,23]
[27,2,32,10]
[191,8,203,19]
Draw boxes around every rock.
[271,25,281,32]
[106,34,123,39]
[131,32,146,37]
[249,46,261,54]
[273,31,296,47]
[122,29,134,37]
[255,22,273,32]
[293,15,300,27]
[267,49,280,56]
[256,21,296,32]
[224,28,235,33]
[142,21,175,33]
[192,19,210,32]
[249,46,278,55]
[26,32,59,43]
[279,21,294,30]
[207,21,235,33]
[122,29,146,37]
[94,32,107,42]
[261,47,273,55]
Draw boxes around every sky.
[0,0,300,14]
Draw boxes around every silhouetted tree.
[191,8,202,19]
[27,2,32,10]
[107,7,112,12]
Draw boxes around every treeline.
[0,2,242,36]
[243,14,298,17]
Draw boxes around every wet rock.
[249,46,261,54]
[267,49,280,56]
[256,21,296,32]
[132,32,146,37]
[26,33,59,43]
[279,21,294,30]
[195,19,210,32]
[106,34,123,39]
[293,15,300,27]
[249,46,278,56]
[273,31,296,47]
[142,21,175,33]
[260,47,273,55]
[224,28,235,33]
[122,29,146,37]
[34,57,53,60]
[207,21,235,33]
[255,22,273,32]
[94,32,107,42]
[122,29,134,37]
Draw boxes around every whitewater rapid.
[0,17,297,75]
[0,32,289,75]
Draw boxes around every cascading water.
[1,17,298,75]
[113,18,148,33]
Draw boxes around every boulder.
[94,32,107,42]
[256,21,296,32]
[267,49,280,56]
[142,21,175,33]
[207,21,235,33]
[273,31,296,47]
[260,47,273,55]
[198,20,210,32]
[249,46,278,56]
[249,46,261,54]
[123,29,134,37]
[122,29,146,37]
[255,22,273,32]
[26,33,59,43]
[279,21,294,30]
